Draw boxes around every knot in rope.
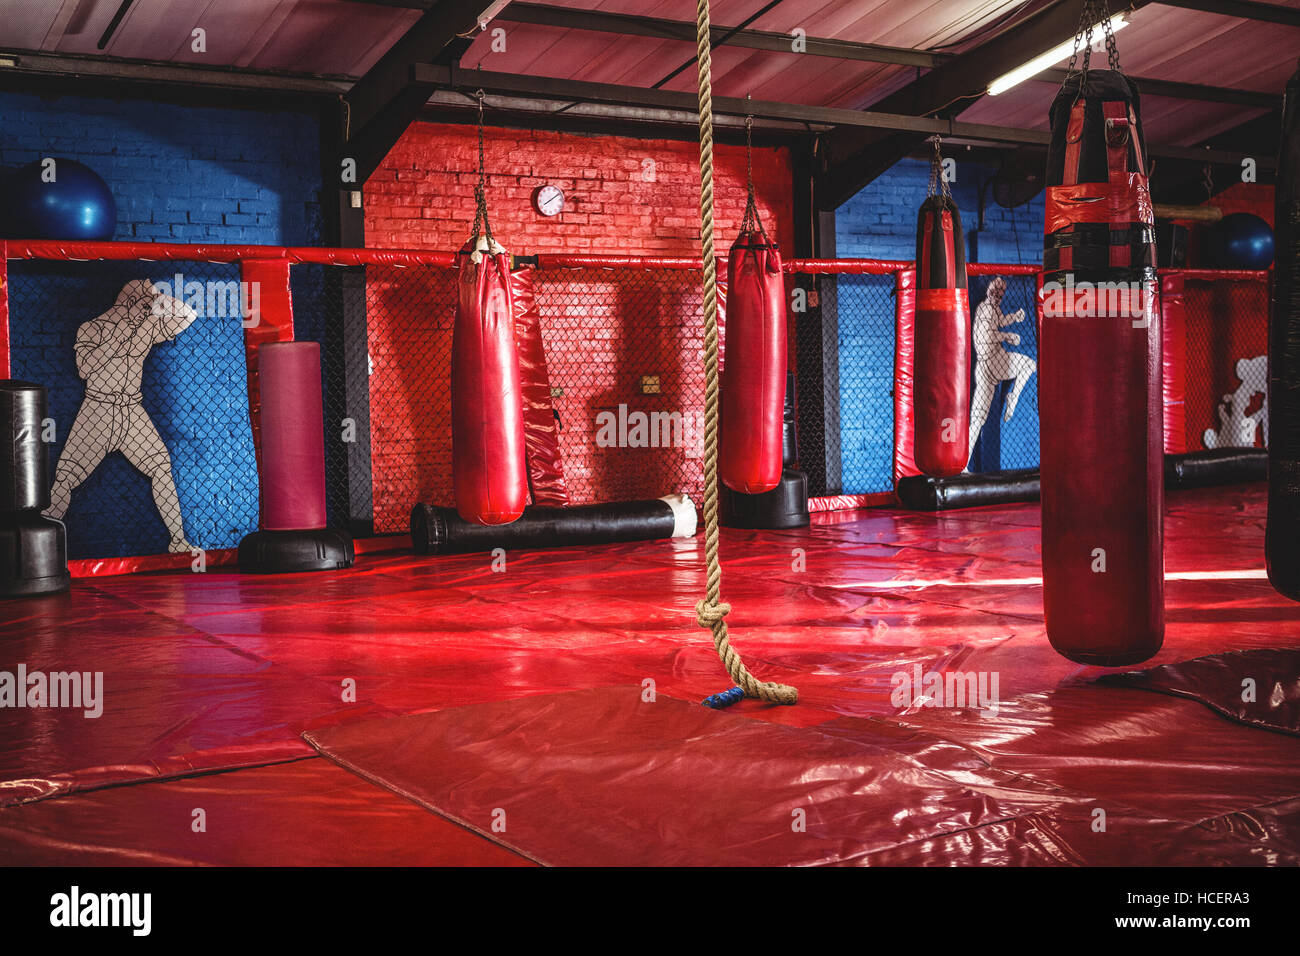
[695,599,731,627]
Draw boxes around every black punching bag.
[1,381,71,597]
[1267,61,1300,601]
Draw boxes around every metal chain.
[740,98,769,242]
[470,85,494,248]
[1101,0,1122,73]
[1065,0,1091,76]
[927,135,950,200]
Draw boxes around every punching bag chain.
[927,135,951,201]
[470,85,494,248]
[1064,0,1122,85]
[740,101,770,243]
[692,0,797,706]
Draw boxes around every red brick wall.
[363,123,794,521]
[365,122,794,256]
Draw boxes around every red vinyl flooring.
[1,483,1297,865]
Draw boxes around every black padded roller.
[410,497,694,556]
[897,469,1040,511]
[1166,449,1267,489]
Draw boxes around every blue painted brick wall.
[2,92,323,558]
[0,92,322,244]
[834,157,1044,485]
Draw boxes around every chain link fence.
[7,259,258,560]
[966,272,1041,474]
[5,249,1268,563]
[1181,274,1269,453]
[535,266,707,509]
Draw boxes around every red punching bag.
[721,226,786,494]
[1039,24,1163,665]
[451,234,528,526]
[913,142,971,477]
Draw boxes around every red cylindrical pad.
[452,246,527,526]
[720,232,786,494]
[1160,273,1187,454]
[258,341,327,531]
[913,287,971,476]
[1039,294,1164,665]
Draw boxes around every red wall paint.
[363,123,794,521]
[365,122,795,256]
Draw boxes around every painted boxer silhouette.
[968,276,1037,463]
[1204,354,1268,449]
[45,279,199,552]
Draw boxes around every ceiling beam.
[0,48,349,95]
[343,0,505,181]
[1042,69,1277,109]
[1156,0,1300,28]
[410,63,1269,169]
[355,0,1276,112]
[496,2,939,68]
[819,0,1159,208]
[342,0,434,8]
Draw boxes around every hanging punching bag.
[720,228,786,494]
[451,235,528,526]
[1267,61,1300,601]
[913,142,971,477]
[1039,34,1163,665]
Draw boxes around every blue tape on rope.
[701,686,745,709]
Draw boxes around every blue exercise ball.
[1209,212,1274,270]
[2,159,117,240]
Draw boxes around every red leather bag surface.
[720,231,786,494]
[451,244,527,525]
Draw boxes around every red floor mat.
[0,757,533,866]
[2,484,1297,863]
[1102,648,1300,735]
[303,684,1300,866]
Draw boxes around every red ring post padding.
[257,342,327,531]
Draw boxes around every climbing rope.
[692,0,797,708]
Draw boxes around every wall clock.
[532,184,565,217]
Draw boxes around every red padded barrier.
[892,267,919,486]
[257,342,328,531]
[1161,273,1188,454]
[5,240,456,268]
[1181,272,1269,452]
[240,258,295,525]
[511,267,568,505]
[0,244,9,378]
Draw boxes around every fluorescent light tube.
[988,14,1129,96]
